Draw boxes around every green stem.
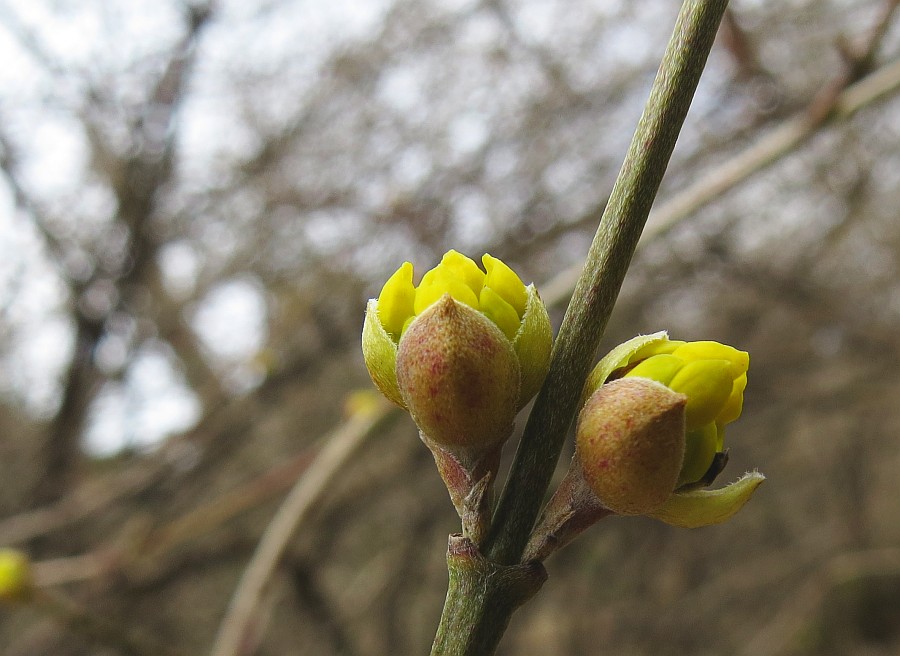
[486,0,730,567]
[430,536,546,656]
[430,1,730,654]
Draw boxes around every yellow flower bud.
[576,377,687,515]
[0,549,33,603]
[578,331,761,528]
[362,250,552,418]
[603,334,749,487]
[396,294,519,449]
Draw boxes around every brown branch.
[739,548,900,656]
[538,52,900,310]
[0,459,167,545]
[209,400,396,656]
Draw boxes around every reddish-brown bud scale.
[577,377,687,515]
[396,295,520,449]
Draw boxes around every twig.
[30,552,108,587]
[486,0,731,568]
[538,54,900,310]
[135,447,318,572]
[645,0,899,243]
[0,462,166,545]
[209,399,396,656]
[430,3,731,654]
[30,586,190,656]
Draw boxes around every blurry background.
[1,0,899,654]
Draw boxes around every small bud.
[396,294,519,449]
[361,250,552,533]
[587,332,750,488]
[362,250,552,413]
[576,377,687,515]
[0,549,33,603]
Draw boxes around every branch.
[429,3,731,654]
[537,54,900,311]
[209,400,396,656]
[486,0,731,567]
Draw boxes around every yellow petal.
[624,354,684,386]
[480,286,521,341]
[482,254,527,317]
[415,278,479,314]
[668,359,733,430]
[672,341,749,379]
[648,471,765,528]
[678,423,718,486]
[420,250,485,295]
[718,372,747,426]
[716,424,726,451]
[376,262,416,340]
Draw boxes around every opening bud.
[362,250,553,416]
[362,251,553,538]
[586,332,750,488]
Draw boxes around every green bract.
[362,250,552,449]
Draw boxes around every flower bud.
[576,377,687,515]
[586,332,749,488]
[0,549,33,603]
[396,294,519,448]
[362,250,553,417]
[574,332,763,529]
